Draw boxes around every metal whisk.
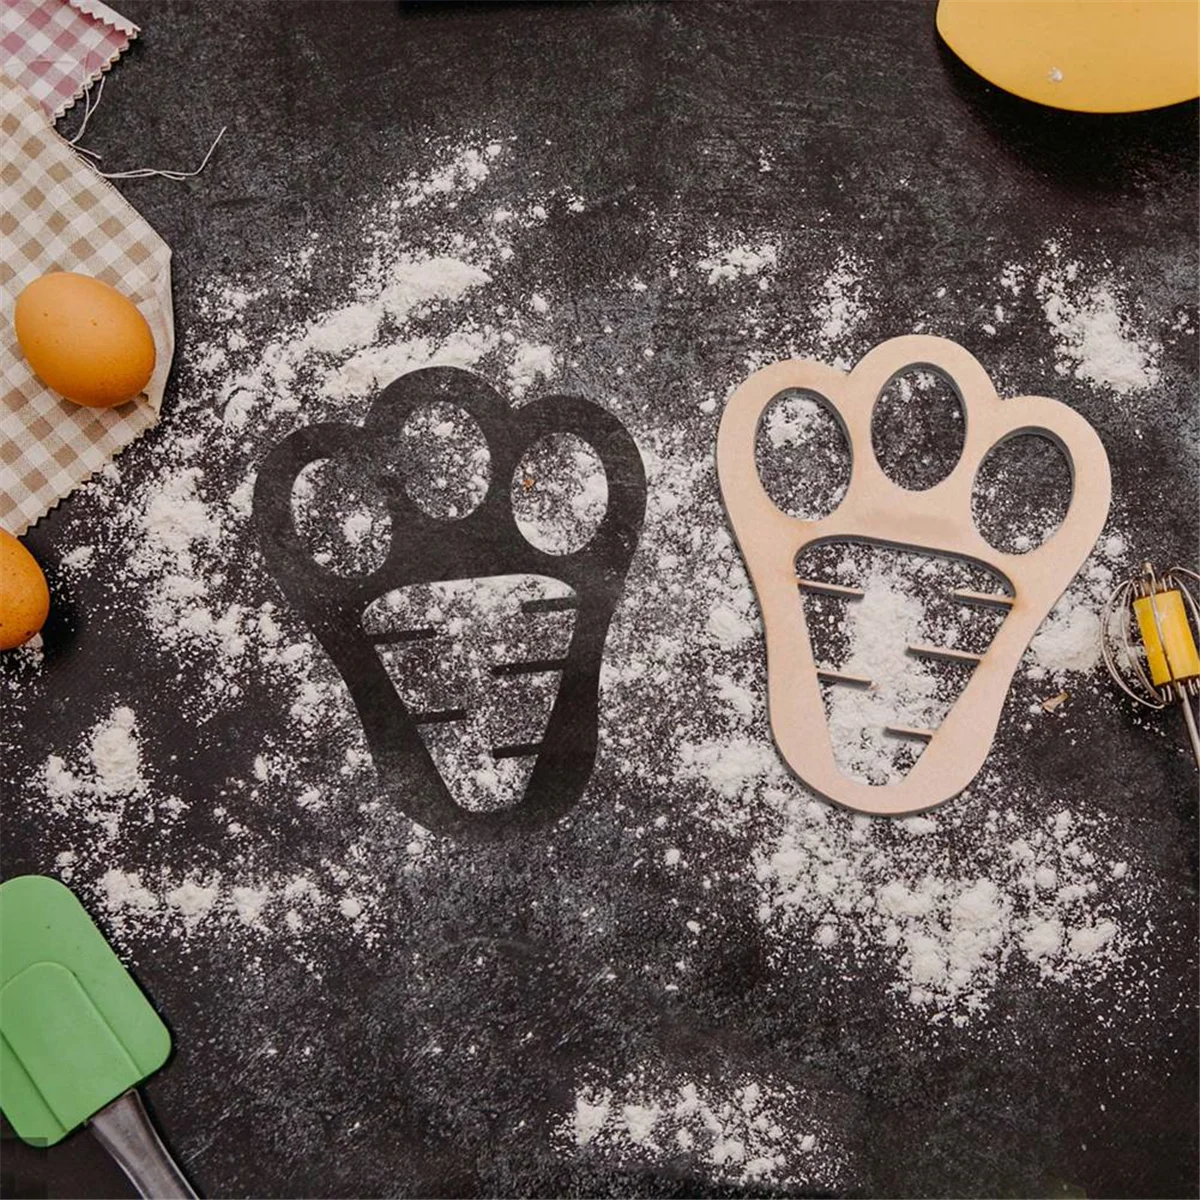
[1101,563,1200,770]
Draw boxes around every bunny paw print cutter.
[254,367,646,840]
[717,335,1111,816]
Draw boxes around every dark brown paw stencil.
[252,367,646,840]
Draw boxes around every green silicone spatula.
[0,875,198,1198]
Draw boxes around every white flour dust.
[1033,243,1162,395]
[42,706,154,840]
[698,240,778,286]
[46,703,385,958]
[10,133,1177,1067]
[366,573,576,812]
[754,796,1129,1017]
[557,1062,853,1191]
[820,556,952,784]
[815,253,868,367]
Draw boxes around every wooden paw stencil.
[716,335,1112,816]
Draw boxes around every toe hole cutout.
[397,403,490,520]
[512,434,608,555]
[755,389,850,520]
[872,368,965,491]
[292,457,391,576]
[972,433,1072,553]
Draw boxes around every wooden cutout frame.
[716,335,1112,815]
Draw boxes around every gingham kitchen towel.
[0,72,173,534]
[1,0,137,120]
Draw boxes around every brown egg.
[0,530,50,651]
[14,272,156,408]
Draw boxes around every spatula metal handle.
[89,1089,198,1199]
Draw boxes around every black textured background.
[3,3,1198,1198]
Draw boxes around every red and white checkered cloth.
[1,0,137,121]
[1,72,172,533]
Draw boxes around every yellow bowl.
[937,0,1200,113]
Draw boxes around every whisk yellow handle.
[1134,590,1200,687]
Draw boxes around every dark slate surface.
[3,3,1197,1198]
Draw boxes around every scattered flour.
[36,704,382,951]
[1028,602,1103,680]
[40,707,153,841]
[824,565,941,783]
[698,241,778,286]
[558,1062,852,1190]
[89,706,145,798]
[764,391,824,450]
[815,254,868,367]
[755,796,1129,1016]
[1026,534,1128,682]
[1035,244,1161,395]
[403,142,497,207]
[507,341,556,397]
